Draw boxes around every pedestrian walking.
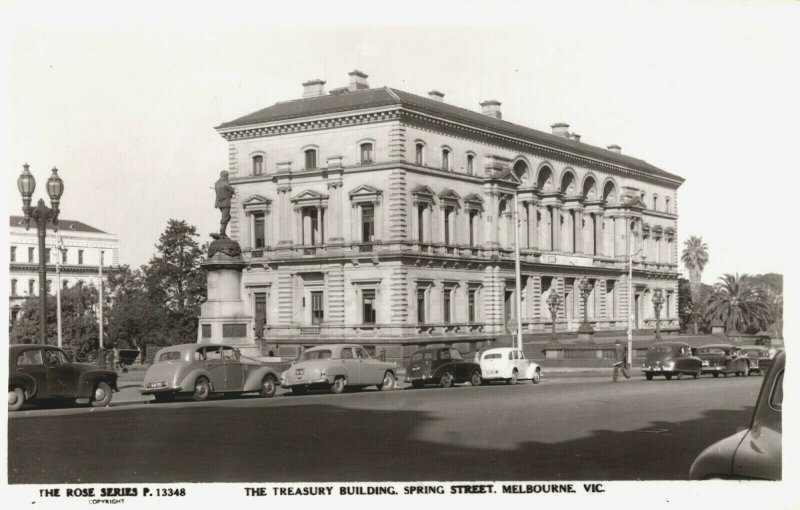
[612,340,631,382]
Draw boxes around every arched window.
[360,143,374,164]
[28,279,35,295]
[665,197,671,213]
[62,279,69,288]
[652,195,658,210]
[415,142,425,165]
[304,149,317,170]
[466,154,475,175]
[441,148,451,170]
[252,155,264,175]
[11,279,17,296]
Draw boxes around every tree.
[142,220,207,345]
[704,274,773,334]
[681,236,709,333]
[677,278,692,333]
[10,284,101,358]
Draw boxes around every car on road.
[737,345,773,376]
[479,347,541,385]
[689,349,784,480]
[696,344,749,378]
[642,341,702,380]
[280,344,397,395]
[141,343,281,402]
[405,346,482,388]
[9,344,118,411]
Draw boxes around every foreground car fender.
[76,370,119,398]
[178,368,215,392]
[242,367,280,392]
[10,372,37,399]
[689,429,748,479]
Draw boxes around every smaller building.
[9,216,119,322]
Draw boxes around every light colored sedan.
[281,344,397,395]
[690,350,784,480]
[141,343,281,402]
[479,347,541,385]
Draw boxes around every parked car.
[642,342,702,380]
[280,344,397,395]
[141,343,281,402]
[479,347,541,385]
[696,344,749,377]
[9,344,118,411]
[690,350,784,480]
[405,346,482,388]
[737,345,773,376]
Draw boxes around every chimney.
[607,144,622,153]
[428,90,445,102]
[480,100,502,119]
[348,70,369,92]
[570,133,581,142]
[302,79,326,98]
[551,122,570,137]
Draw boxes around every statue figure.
[211,170,235,240]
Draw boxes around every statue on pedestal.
[208,170,241,258]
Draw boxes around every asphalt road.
[8,373,763,483]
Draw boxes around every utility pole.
[55,232,63,348]
[513,193,523,352]
[98,250,104,349]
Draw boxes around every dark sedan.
[642,342,702,380]
[737,345,772,376]
[405,347,482,388]
[696,344,749,377]
[9,344,118,411]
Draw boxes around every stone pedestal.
[197,238,259,357]
[576,322,596,344]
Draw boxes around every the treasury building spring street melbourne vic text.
[201,70,683,361]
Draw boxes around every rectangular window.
[11,279,17,296]
[254,291,267,326]
[311,291,324,325]
[10,246,16,262]
[443,289,452,323]
[252,155,264,175]
[254,212,266,248]
[61,249,67,264]
[362,289,376,324]
[201,324,212,338]
[305,149,317,169]
[78,250,84,265]
[360,143,373,164]
[361,205,375,242]
[444,207,451,245]
[468,289,476,322]
[417,289,426,323]
[415,144,423,165]
[418,205,425,242]
[467,154,474,175]
[441,149,450,170]
[28,247,34,263]
[46,248,51,264]
[28,279,35,295]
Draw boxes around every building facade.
[209,71,683,359]
[9,216,119,323]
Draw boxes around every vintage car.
[9,344,118,411]
[406,346,482,388]
[141,343,282,402]
[696,344,750,377]
[690,350,784,480]
[642,341,702,380]
[737,345,773,376]
[280,344,397,394]
[479,347,541,385]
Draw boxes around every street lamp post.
[577,276,595,342]
[627,245,645,367]
[17,164,65,345]
[652,288,665,341]
[547,291,562,344]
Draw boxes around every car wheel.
[723,373,728,378]
[331,377,346,394]
[9,387,25,412]
[531,368,541,385]
[665,374,673,380]
[411,381,424,389]
[507,370,518,385]
[469,370,482,387]
[713,372,719,378]
[192,377,211,401]
[694,370,701,379]
[379,371,396,391]
[260,375,277,398]
[291,386,307,395]
[91,381,113,407]
[153,393,174,403]
[676,372,684,380]
[645,373,653,381]
[439,371,454,389]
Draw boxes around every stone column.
[375,199,383,241]
[527,202,537,249]
[518,201,528,249]
[410,200,419,242]
[574,209,584,254]
[552,206,562,251]
[594,213,603,256]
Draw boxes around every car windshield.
[648,345,673,353]
[302,350,332,361]
[158,351,182,362]
[698,348,726,355]
[741,349,766,356]
[483,353,502,360]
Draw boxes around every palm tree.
[681,236,709,332]
[704,274,772,334]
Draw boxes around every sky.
[3,0,799,285]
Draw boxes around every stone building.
[205,70,683,360]
[9,216,119,323]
